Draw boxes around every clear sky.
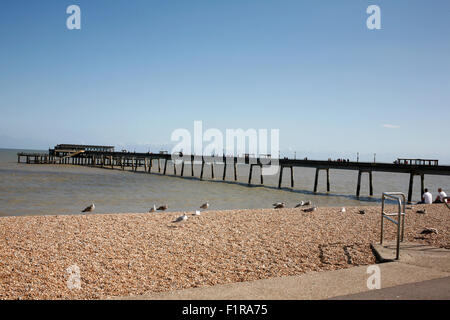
[0,0,449,163]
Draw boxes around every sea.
[1,148,449,217]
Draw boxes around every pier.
[17,144,450,203]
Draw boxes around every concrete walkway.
[113,241,450,300]
[330,276,450,300]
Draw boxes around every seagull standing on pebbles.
[172,213,188,223]
[340,207,346,213]
[302,206,317,213]
[193,210,201,216]
[295,201,305,208]
[149,204,156,213]
[420,228,438,235]
[200,202,209,210]
[82,204,95,213]
[157,204,168,211]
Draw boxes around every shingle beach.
[0,204,448,299]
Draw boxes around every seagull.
[302,206,317,213]
[340,207,346,213]
[193,210,201,216]
[303,200,311,206]
[274,203,285,209]
[358,210,366,215]
[419,228,438,235]
[416,209,427,214]
[157,204,168,211]
[273,202,283,207]
[82,204,95,213]
[295,201,305,208]
[200,202,209,210]
[172,213,188,223]
[149,204,156,213]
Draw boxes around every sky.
[0,0,449,163]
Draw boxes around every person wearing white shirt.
[417,188,433,204]
[434,188,447,203]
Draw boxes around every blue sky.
[0,0,449,162]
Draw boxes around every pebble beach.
[0,204,449,300]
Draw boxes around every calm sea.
[0,148,449,217]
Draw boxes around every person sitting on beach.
[434,188,447,203]
[417,188,433,204]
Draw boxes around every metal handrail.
[381,192,406,260]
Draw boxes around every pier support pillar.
[408,172,414,203]
[249,164,264,185]
[314,168,331,193]
[211,163,214,179]
[407,172,424,203]
[290,166,294,188]
[314,168,319,192]
[191,156,195,176]
[163,159,167,175]
[200,159,205,180]
[356,170,362,197]
[278,166,284,189]
[223,162,227,181]
[260,165,264,185]
[181,160,185,176]
[234,159,237,181]
[420,173,425,198]
[173,161,177,175]
[326,169,330,192]
[356,170,373,197]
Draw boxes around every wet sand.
[0,204,448,299]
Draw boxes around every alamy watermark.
[366,265,381,289]
[66,5,81,30]
[66,264,81,290]
[66,5,381,31]
[170,121,280,175]
[366,5,381,30]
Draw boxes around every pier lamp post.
[374,153,376,163]
[357,152,359,162]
